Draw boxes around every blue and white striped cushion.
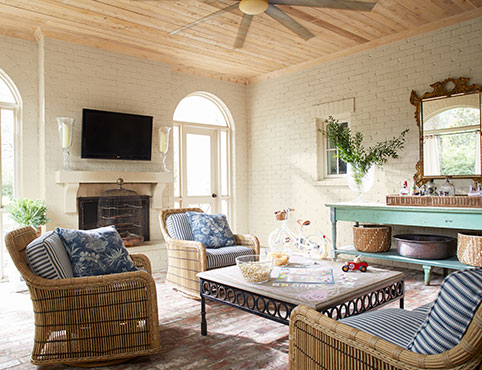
[340,308,427,348]
[408,268,482,354]
[206,246,255,270]
[166,213,194,240]
[26,231,74,279]
[411,302,434,315]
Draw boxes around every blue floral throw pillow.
[56,226,137,277]
[185,212,236,248]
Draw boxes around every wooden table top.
[198,257,404,311]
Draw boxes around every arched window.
[173,92,232,217]
[0,69,21,279]
[423,93,481,176]
[174,95,228,126]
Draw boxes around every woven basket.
[353,224,391,253]
[458,232,482,267]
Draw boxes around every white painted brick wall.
[0,36,248,253]
[247,17,482,257]
[42,39,172,240]
[40,39,249,238]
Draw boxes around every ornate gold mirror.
[410,77,482,184]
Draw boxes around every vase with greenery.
[8,198,49,233]
[324,116,409,200]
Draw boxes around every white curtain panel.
[476,131,481,175]
[424,135,441,176]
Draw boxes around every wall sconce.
[159,126,171,172]
[57,117,74,169]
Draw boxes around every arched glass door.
[173,93,231,217]
[0,70,20,279]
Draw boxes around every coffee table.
[198,259,404,336]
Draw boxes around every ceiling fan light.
[239,0,268,15]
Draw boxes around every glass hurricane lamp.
[57,117,74,169]
[159,126,172,172]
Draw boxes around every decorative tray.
[386,195,482,208]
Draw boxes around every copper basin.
[394,234,457,260]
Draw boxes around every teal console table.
[326,202,481,285]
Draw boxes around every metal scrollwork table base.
[198,264,404,336]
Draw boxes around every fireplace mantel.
[55,170,172,213]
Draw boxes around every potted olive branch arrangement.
[323,116,409,198]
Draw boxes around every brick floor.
[0,266,444,370]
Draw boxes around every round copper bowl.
[394,234,457,260]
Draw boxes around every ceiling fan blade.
[234,14,253,49]
[265,5,314,41]
[170,3,238,35]
[269,0,376,11]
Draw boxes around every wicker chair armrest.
[164,238,207,271]
[27,268,155,290]
[289,305,481,370]
[234,234,260,254]
[166,237,206,250]
[130,253,152,274]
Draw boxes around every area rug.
[0,267,443,370]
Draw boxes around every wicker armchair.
[289,304,482,370]
[5,227,161,367]
[160,207,260,298]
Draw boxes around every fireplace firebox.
[78,196,150,242]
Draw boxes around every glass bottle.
[420,184,427,196]
[400,181,409,196]
[439,177,455,196]
[411,177,419,196]
[426,179,437,196]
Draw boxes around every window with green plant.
[325,120,348,176]
[323,116,409,186]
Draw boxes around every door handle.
[212,193,217,198]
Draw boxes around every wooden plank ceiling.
[0,0,481,84]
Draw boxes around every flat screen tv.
[81,108,153,161]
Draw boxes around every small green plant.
[323,116,409,185]
[8,198,49,230]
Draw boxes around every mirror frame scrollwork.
[410,77,482,185]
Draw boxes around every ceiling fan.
[166,0,377,49]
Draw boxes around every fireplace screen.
[98,178,144,246]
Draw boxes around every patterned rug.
[0,266,443,370]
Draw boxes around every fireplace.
[78,196,150,241]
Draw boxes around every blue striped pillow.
[408,268,482,354]
[26,231,74,279]
[166,213,194,240]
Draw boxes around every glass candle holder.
[159,126,171,172]
[57,117,74,169]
